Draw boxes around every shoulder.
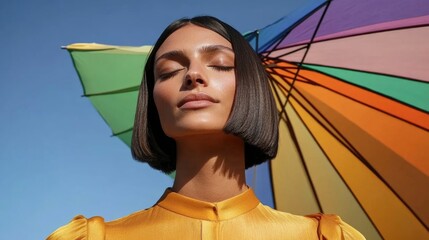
[46,208,156,240]
[256,206,365,239]
[307,213,366,240]
[256,204,314,223]
[46,215,105,240]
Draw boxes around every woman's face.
[153,24,236,139]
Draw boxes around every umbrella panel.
[67,44,150,142]
[271,26,429,83]
[270,0,429,50]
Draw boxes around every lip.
[177,92,219,109]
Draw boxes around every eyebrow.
[155,44,233,64]
[200,45,233,55]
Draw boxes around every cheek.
[153,81,177,107]
[153,84,176,127]
[226,81,236,104]
[153,85,166,109]
[213,74,236,109]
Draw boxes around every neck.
[172,133,248,202]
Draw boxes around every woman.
[47,16,365,240]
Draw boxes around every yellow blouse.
[47,188,365,240]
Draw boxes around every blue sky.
[0,0,309,239]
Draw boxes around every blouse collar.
[156,188,260,221]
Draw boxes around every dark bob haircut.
[131,16,279,174]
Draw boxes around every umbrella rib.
[260,1,330,55]
[281,0,332,110]
[269,45,308,59]
[270,75,288,121]
[285,108,324,213]
[112,127,133,137]
[255,30,260,53]
[267,78,284,210]
[267,160,278,210]
[83,85,140,97]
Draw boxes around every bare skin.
[172,133,248,202]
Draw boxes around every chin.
[164,126,227,139]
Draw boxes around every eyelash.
[158,69,183,80]
[209,65,235,72]
[158,65,234,80]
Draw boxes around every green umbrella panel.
[66,43,151,146]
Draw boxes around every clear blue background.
[0,0,308,239]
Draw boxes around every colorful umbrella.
[245,1,429,239]
[65,0,429,239]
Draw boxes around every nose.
[184,64,207,89]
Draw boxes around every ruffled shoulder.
[46,215,106,240]
[307,213,366,240]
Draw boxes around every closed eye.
[158,68,185,80]
[208,65,234,72]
